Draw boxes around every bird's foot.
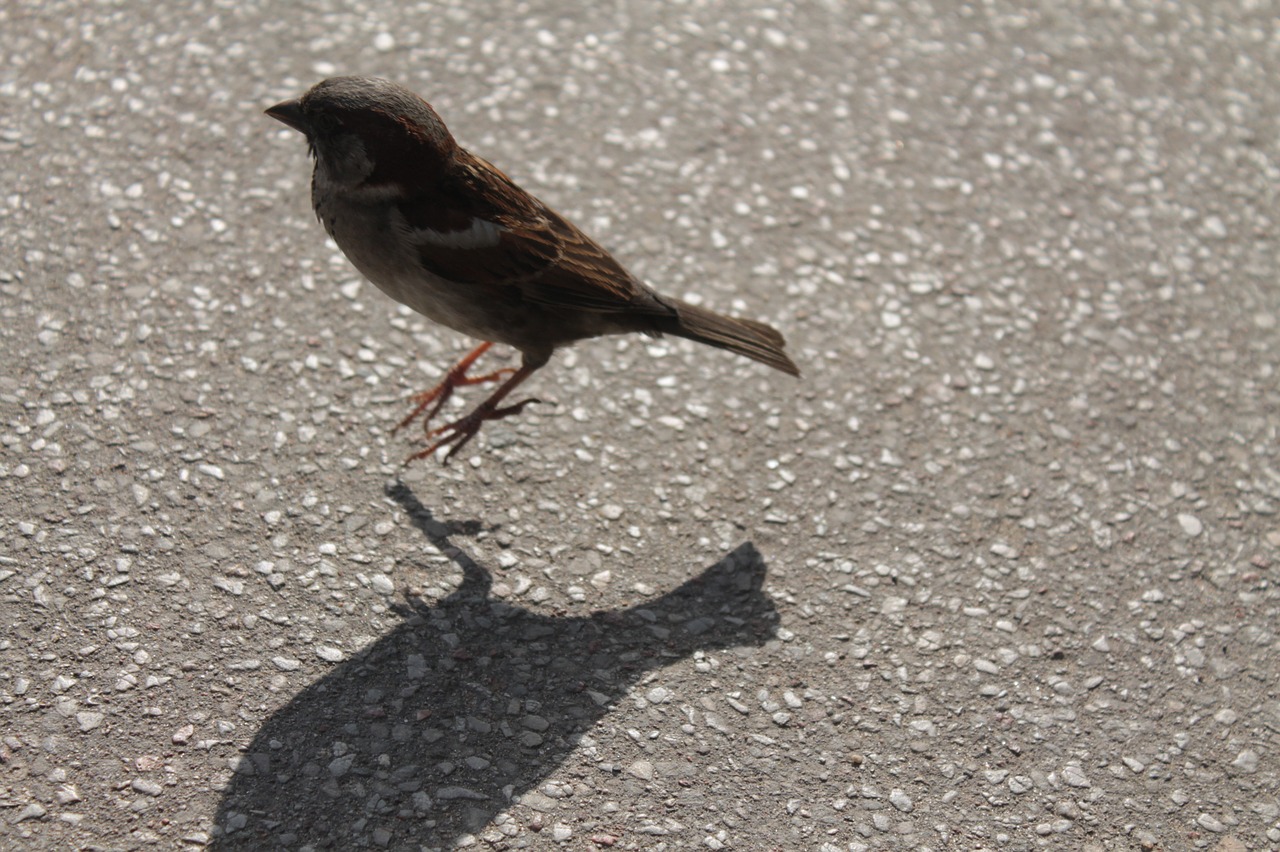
[405,397,542,464]
[392,342,514,435]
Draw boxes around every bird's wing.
[396,152,673,316]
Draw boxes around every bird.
[265,76,798,462]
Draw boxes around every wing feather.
[395,151,674,317]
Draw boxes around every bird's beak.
[265,98,308,134]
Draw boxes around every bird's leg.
[405,356,545,464]
[392,341,516,436]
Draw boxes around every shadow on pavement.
[210,482,777,849]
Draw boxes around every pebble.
[522,715,550,732]
[1230,750,1258,773]
[628,760,655,781]
[1177,513,1204,537]
[76,711,104,732]
[1197,813,1226,832]
[436,786,486,801]
[15,803,47,822]
[1061,765,1090,788]
[131,779,163,796]
[1008,775,1033,794]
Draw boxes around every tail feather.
[661,298,800,377]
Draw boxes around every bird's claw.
[392,342,516,436]
[393,366,517,436]
[404,397,542,464]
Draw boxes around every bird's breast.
[312,191,536,347]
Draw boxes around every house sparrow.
[266,76,799,462]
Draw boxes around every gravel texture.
[2,1,1278,850]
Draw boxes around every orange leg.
[405,360,543,464]
[392,342,516,436]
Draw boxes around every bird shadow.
[209,483,778,849]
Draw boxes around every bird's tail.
[660,298,800,377]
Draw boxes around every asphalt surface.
[2,1,1278,850]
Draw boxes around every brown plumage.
[266,76,798,462]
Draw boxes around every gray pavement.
[2,1,1278,849]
